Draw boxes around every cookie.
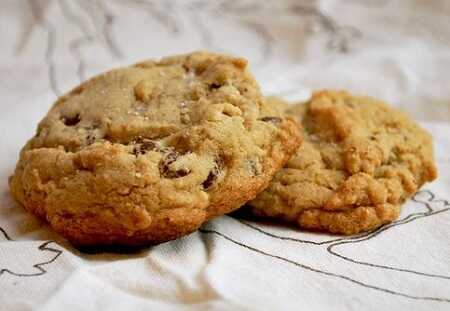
[9,52,300,246]
[248,91,437,235]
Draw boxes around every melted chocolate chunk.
[163,167,190,178]
[202,171,216,189]
[62,114,81,126]
[260,116,282,124]
[202,158,223,189]
[163,151,178,164]
[86,133,96,145]
[209,83,222,90]
[142,140,156,150]
[159,151,191,178]
[132,138,157,156]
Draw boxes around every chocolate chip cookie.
[9,52,300,246]
[248,91,437,235]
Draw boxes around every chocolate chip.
[182,64,190,72]
[132,138,157,156]
[209,83,222,90]
[142,140,156,150]
[163,167,190,178]
[260,116,282,124]
[159,151,191,178]
[62,114,81,126]
[86,133,96,145]
[202,170,217,189]
[202,158,224,189]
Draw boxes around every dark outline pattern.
[0,227,62,278]
[242,20,274,67]
[124,0,181,35]
[200,190,450,303]
[23,0,362,98]
[0,227,12,241]
[327,191,450,280]
[96,0,123,59]
[75,0,122,60]
[113,0,358,68]
[59,0,94,83]
[27,0,60,97]
[288,4,361,53]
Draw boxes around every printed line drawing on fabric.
[77,0,123,59]
[200,190,450,303]
[27,0,60,97]
[0,227,62,278]
[59,0,95,83]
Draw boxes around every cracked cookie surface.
[248,91,437,235]
[9,51,300,246]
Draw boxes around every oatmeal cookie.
[248,91,437,235]
[9,52,300,246]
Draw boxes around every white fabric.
[1,1,450,310]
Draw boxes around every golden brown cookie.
[9,52,300,247]
[248,91,437,235]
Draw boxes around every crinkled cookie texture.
[248,91,437,235]
[9,52,300,246]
